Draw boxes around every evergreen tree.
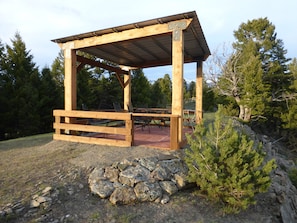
[0,39,8,139]
[183,79,191,101]
[131,69,151,107]
[159,73,172,106]
[38,67,63,133]
[188,81,196,98]
[233,17,290,125]
[3,32,41,138]
[150,80,165,107]
[202,80,215,112]
[185,105,276,213]
[77,67,94,109]
[51,50,64,89]
[280,58,297,149]
[237,47,268,121]
[281,58,297,129]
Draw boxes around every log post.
[170,20,186,146]
[124,71,131,112]
[195,61,203,124]
[63,43,77,128]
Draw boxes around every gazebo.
[52,11,210,150]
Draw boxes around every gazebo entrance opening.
[52,11,210,150]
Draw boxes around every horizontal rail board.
[53,109,131,120]
[132,113,179,118]
[53,134,131,147]
[53,123,128,135]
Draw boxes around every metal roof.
[52,11,210,68]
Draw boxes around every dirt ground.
[0,137,282,223]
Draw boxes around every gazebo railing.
[53,110,180,149]
[53,110,133,147]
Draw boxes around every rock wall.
[262,136,297,223]
[88,154,189,205]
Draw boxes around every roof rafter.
[76,55,128,74]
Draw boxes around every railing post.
[170,115,179,150]
[126,113,134,146]
[53,110,61,135]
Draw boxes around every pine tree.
[38,67,63,133]
[159,73,172,106]
[51,50,65,89]
[0,39,8,139]
[3,32,41,138]
[233,17,290,126]
[281,58,297,129]
[280,58,297,149]
[185,106,276,213]
[150,80,164,107]
[131,69,151,107]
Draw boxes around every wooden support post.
[64,46,77,111]
[196,61,203,124]
[170,21,185,146]
[124,71,131,112]
[63,44,77,128]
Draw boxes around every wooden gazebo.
[52,11,210,150]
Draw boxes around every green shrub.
[185,105,276,214]
[288,168,297,188]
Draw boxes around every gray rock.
[30,199,40,208]
[159,181,178,195]
[161,194,170,204]
[88,167,106,184]
[138,157,158,171]
[90,180,114,198]
[174,173,188,189]
[42,186,52,195]
[109,186,137,205]
[104,166,119,182]
[30,195,51,208]
[119,165,150,187]
[159,158,188,174]
[134,181,162,202]
[150,165,171,181]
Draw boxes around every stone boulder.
[134,181,163,202]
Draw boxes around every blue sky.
[0,0,296,81]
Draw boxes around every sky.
[0,0,296,82]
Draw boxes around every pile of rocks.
[262,137,297,222]
[88,154,190,205]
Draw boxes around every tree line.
[0,33,197,140]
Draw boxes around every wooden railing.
[53,110,133,147]
[53,110,180,150]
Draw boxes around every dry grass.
[0,134,86,207]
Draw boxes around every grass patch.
[0,133,53,150]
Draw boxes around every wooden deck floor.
[89,125,193,150]
[133,125,192,150]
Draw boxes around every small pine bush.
[288,168,297,188]
[185,105,276,213]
